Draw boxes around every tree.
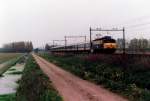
[129,38,138,51]
[2,41,33,52]
[45,44,50,51]
[129,38,148,52]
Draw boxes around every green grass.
[39,53,150,101]
[16,55,63,101]
[0,93,16,101]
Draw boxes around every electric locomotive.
[91,36,117,53]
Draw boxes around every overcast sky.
[0,0,150,48]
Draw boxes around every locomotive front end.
[103,43,117,49]
[92,36,117,53]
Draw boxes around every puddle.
[0,64,24,95]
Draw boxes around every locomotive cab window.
[104,39,116,43]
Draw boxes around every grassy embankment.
[16,55,63,101]
[39,53,150,101]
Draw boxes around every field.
[39,53,150,101]
[0,53,23,76]
[0,53,22,64]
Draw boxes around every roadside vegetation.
[39,53,150,101]
[16,55,63,101]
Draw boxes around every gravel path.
[33,54,128,101]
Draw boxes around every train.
[50,36,117,53]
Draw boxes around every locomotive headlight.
[103,43,117,49]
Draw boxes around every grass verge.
[16,55,63,101]
[39,53,150,101]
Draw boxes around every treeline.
[2,41,33,53]
[117,38,150,52]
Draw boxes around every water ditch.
[0,63,25,98]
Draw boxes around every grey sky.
[0,0,150,48]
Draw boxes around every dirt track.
[33,54,128,101]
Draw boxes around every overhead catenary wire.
[125,22,150,29]
[109,15,150,28]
